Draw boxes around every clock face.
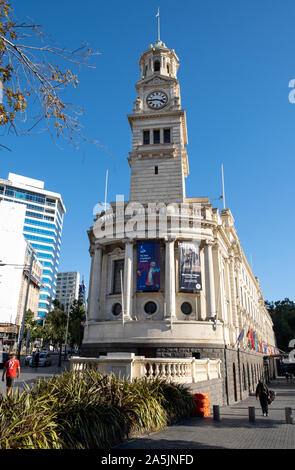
[146,91,168,109]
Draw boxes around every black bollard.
[213,405,220,421]
[285,407,293,424]
[248,406,256,423]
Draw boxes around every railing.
[70,354,222,384]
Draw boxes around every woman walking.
[255,379,270,417]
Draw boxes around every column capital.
[204,238,215,247]
[122,237,134,245]
[164,235,177,243]
[89,243,104,257]
[89,246,95,256]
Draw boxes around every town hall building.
[80,33,277,405]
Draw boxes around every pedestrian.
[255,379,270,417]
[34,350,40,368]
[1,353,20,397]
[285,372,290,382]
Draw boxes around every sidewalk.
[115,377,295,449]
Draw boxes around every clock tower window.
[143,130,150,145]
[153,129,160,144]
[164,128,171,143]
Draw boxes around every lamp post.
[64,294,72,360]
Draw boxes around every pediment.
[137,75,176,87]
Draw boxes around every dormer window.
[154,60,160,72]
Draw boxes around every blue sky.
[1,0,295,302]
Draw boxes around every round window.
[112,303,122,316]
[181,302,192,315]
[144,301,157,315]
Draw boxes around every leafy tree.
[68,299,86,349]
[266,298,295,352]
[23,309,43,347]
[0,0,99,147]
[42,300,67,348]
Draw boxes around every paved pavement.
[115,377,295,450]
[1,362,294,451]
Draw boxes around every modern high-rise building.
[0,173,66,323]
[55,271,80,311]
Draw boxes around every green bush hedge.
[0,370,194,449]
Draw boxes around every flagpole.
[104,168,108,213]
[156,7,160,41]
[221,163,226,209]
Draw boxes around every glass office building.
[0,173,66,324]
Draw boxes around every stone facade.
[16,243,43,325]
[82,37,277,405]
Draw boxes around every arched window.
[243,365,247,391]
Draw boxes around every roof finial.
[156,7,160,41]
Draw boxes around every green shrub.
[0,370,194,449]
[0,390,61,449]
[159,381,194,424]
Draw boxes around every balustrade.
[70,355,222,384]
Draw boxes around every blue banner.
[137,242,160,291]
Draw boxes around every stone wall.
[189,378,224,407]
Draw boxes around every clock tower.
[127,38,189,204]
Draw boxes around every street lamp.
[64,293,73,360]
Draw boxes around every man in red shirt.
[2,353,20,397]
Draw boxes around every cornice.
[127,108,186,123]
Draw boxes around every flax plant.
[0,369,194,449]
[0,389,61,449]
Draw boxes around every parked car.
[0,352,10,369]
[29,352,52,367]
[24,354,32,366]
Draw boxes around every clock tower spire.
[127,35,189,204]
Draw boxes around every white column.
[87,244,102,322]
[123,240,133,320]
[204,240,216,318]
[165,238,176,318]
